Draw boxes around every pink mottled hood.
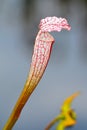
[39,16,71,32]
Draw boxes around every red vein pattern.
[19,31,54,105]
[39,16,71,32]
[3,16,71,130]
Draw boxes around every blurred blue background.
[0,0,87,129]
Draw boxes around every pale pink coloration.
[27,31,54,94]
[22,17,70,100]
[2,31,55,130]
[39,16,71,32]
[3,16,71,130]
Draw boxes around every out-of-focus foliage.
[45,92,79,130]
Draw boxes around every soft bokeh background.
[0,0,87,129]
